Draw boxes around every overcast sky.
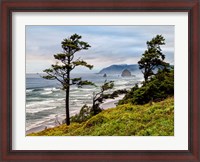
[26,25,174,73]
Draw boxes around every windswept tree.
[91,80,114,115]
[138,35,169,82]
[71,80,115,123]
[43,34,94,125]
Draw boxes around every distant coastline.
[98,64,139,74]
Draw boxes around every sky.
[26,25,174,73]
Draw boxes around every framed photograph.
[1,0,199,161]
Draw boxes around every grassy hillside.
[29,97,174,136]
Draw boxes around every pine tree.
[138,35,169,82]
[43,34,94,125]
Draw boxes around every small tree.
[43,34,94,125]
[71,80,115,123]
[91,80,114,115]
[138,35,169,82]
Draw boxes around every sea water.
[26,73,142,132]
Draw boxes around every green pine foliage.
[28,97,174,136]
[71,104,92,123]
[138,35,169,82]
[42,34,94,125]
[119,69,174,105]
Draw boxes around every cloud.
[26,25,174,73]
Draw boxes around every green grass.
[28,97,174,136]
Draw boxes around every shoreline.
[26,94,124,135]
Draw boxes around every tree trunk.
[65,87,70,125]
[144,75,148,82]
[92,96,95,115]
[65,61,70,125]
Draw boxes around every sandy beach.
[26,114,66,135]
[26,94,124,135]
[99,94,125,110]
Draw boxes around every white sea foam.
[26,89,34,93]
[26,99,60,108]
[26,106,57,113]
[57,98,64,101]
[115,80,129,84]
[70,94,92,97]
[44,88,53,91]
[41,91,53,95]
[44,87,60,91]
[81,88,94,91]
[52,88,60,91]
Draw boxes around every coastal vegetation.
[29,34,174,136]
[29,97,174,136]
[119,68,174,105]
[71,80,115,123]
[119,35,173,105]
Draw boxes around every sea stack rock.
[103,73,107,77]
[121,69,131,77]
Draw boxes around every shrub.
[71,104,93,123]
[119,69,174,105]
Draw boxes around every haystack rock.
[121,69,131,77]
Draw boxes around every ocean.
[26,73,142,132]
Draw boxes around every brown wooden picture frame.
[0,0,199,161]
